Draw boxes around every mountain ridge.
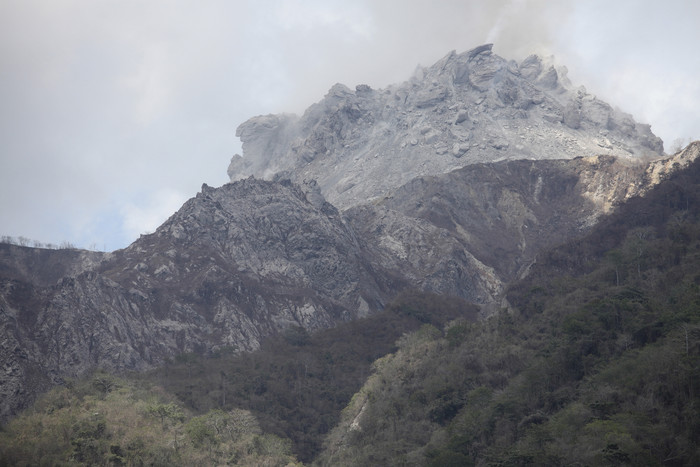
[317,142,700,466]
[3,145,699,464]
[2,146,696,422]
[0,45,689,425]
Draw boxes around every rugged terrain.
[228,44,663,209]
[318,142,700,466]
[2,143,699,466]
[2,145,696,423]
[0,45,689,424]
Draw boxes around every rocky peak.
[0,177,395,422]
[0,44,686,425]
[109,176,381,321]
[228,44,664,209]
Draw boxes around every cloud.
[121,43,174,126]
[274,0,373,39]
[550,0,700,148]
[120,188,188,240]
[0,0,698,251]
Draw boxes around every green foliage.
[147,402,185,428]
[0,375,299,466]
[140,291,477,463]
[5,159,700,465]
[316,158,700,465]
[0,290,474,465]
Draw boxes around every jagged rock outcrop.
[1,43,692,425]
[338,145,697,312]
[3,145,698,422]
[228,44,664,209]
[0,178,398,421]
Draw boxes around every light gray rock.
[563,100,582,129]
[228,44,665,210]
[227,113,300,180]
[1,45,687,424]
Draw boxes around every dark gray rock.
[0,178,396,422]
[2,144,698,422]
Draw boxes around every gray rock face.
[0,44,689,423]
[228,44,664,209]
[4,145,698,422]
[0,178,399,421]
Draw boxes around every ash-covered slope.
[345,146,698,309]
[228,44,664,209]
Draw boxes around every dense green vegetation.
[2,156,700,465]
[0,292,477,465]
[319,158,700,465]
[141,292,478,462]
[0,371,300,466]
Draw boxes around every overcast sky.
[1,0,698,251]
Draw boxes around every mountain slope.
[0,45,682,425]
[317,143,700,466]
[0,243,106,287]
[346,148,696,308]
[0,147,695,424]
[4,143,698,466]
[0,178,394,422]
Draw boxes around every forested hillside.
[0,371,301,466]
[319,145,700,465]
[0,293,478,465]
[2,145,699,466]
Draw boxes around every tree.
[92,373,116,397]
[625,227,653,279]
[605,249,625,286]
[147,403,185,428]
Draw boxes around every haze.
[1,0,698,251]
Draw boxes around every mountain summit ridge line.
[1,44,691,423]
[228,44,663,209]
